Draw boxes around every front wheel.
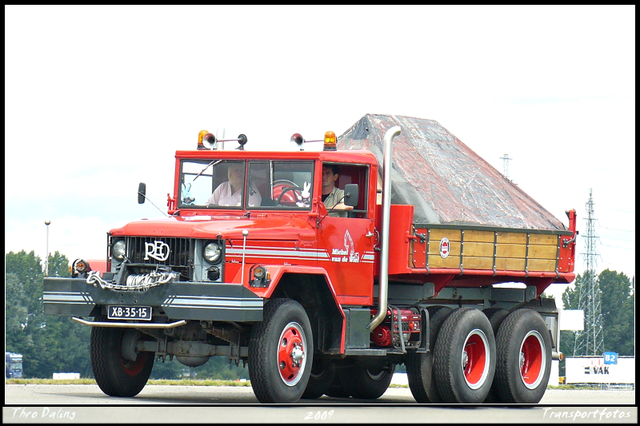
[90,318,154,397]
[248,298,314,403]
[493,309,552,403]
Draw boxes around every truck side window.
[322,163,368,218]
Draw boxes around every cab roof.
[175,148,378,166]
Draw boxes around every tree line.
[559,269,635,358]
[5,250,248,380]
[5,250,634,379]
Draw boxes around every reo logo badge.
[439,238,450,259]
[144,240,170,261]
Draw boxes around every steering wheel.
[277,185,303,206]
[272,179,297,204]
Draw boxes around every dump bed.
[338,114,576,289]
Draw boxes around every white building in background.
[565,356,635,386]
[52,372,80,380]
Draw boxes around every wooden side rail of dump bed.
[384,205,577,296]
[411,224,575,276]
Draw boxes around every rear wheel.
[483,307,510,402]
[90,318,154,397]
[248,298,313,403]
[302,358,336,399]
[405,306,453,403]
[483,307,509,335]
[493,309,552,403]
[338,363,396,400]
[433,307,496,403]
[324,369,352,398]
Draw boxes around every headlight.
[204,241,222,263]
[112,239,126,261]
[207,266,221,281]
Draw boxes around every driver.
[321,164,353,218]
[207,162,262,207]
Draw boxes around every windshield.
[179,159,314,210]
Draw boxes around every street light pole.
[45,220,51,276]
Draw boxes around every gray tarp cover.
[337,114,567,231]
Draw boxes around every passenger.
[207,162,262,207]
[321,164,353,218]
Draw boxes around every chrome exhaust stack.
[367,125,401,331]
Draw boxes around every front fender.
[243,265,336,299]
[242,264,347,354]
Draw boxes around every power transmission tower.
[573,188,604,356]
[499,153,511,180]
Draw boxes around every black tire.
[405,306,453,403]
[248,298,313,403]
[493,309,552,403]
[483,307,510,403]
[302,358,337,399]
[90,318,154,397]
[338,363,396,400]
[483,308,510,335]
[324,370,352,398]
[433,307,496,403]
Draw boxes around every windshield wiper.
[193,159,222,181]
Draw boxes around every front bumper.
[43,277,263,323]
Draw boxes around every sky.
[5,5,635,304]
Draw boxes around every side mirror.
[138,182,146,204]
[343,184,359,207]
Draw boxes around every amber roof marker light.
[197,130,247,150]
[323,131,337,151]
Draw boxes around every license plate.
[107,305,152,321]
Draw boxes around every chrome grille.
[124,236,193,266]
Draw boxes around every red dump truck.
[43,114,577,403]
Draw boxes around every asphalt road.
[3,385,637,424]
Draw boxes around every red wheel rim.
[520,330,545,388]
[277,322,307,386]
[121,351,149,376]
[462,329,490,389]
